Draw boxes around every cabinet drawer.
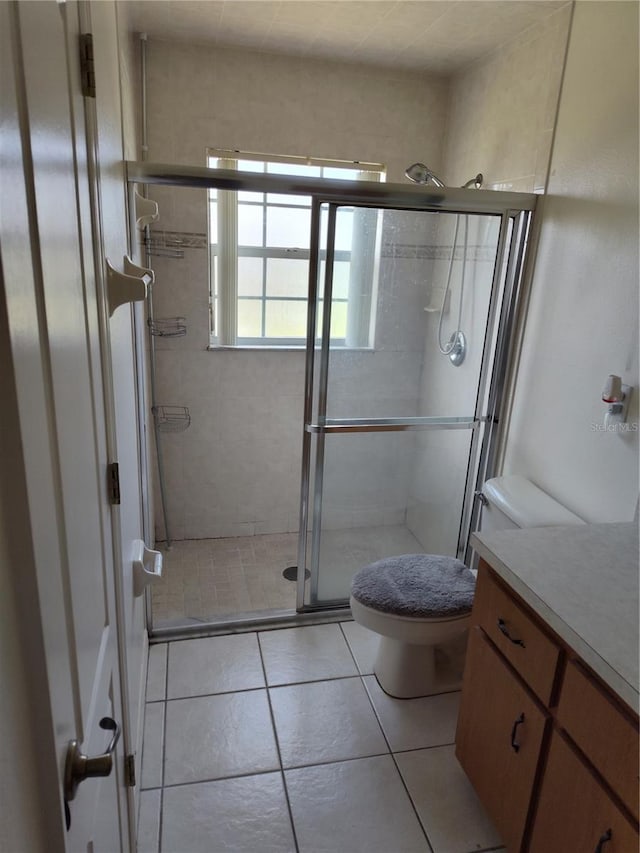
[456,627,548,852]
[472,563,560,704]
[557,659,639,822]
[529,731,639,853]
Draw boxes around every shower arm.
[404,163,483,190]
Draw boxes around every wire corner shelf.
[153,405,191,433]
[150,317,187,337]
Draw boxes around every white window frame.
[207,149,385,348]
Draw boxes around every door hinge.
[108,462,121,505]
[79,33,96,98]
[125,754,136,788]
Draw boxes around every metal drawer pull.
[498,618,526,648]
[595,829,612,852]
[64,716,121,802]
[510,712,525,752]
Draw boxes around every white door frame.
[75,0,150,829]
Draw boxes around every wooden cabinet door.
[472,564,560,705]
[456,627,548,852]
[556,660,639,823]
[528,731,639,853]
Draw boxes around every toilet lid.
[350,554,475,618]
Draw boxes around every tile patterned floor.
[151,533,299,625]
[138,621,505,853]
[151,526,424,627]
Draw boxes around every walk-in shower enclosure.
[127,162,535,629]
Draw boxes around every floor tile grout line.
[274,749,394,774]
[150,678,462,705]
[157,640,170,853]
[389,747,436,853]
[157,670,366,704]
[358,669,437,853]
[390,739,457,756]
[256,631,300,853]
[139,740,462,794]
[159,765,285,791]
[266,671,366,690]
[339,620,369,676]
[156,748,408,791]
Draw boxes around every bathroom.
[2,2,637,852]
[120,1,638,849]
[0,0,640,853]
[132,1,574,633]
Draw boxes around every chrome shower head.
[404,163,446,187]
[405,164,483,189]
[462,173,483,189]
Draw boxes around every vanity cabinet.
[528,732,639,853]
[456,561,639,852]
[455,628,548,851]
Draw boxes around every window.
[207,150,384,347]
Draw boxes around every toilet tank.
[481,475,584,532]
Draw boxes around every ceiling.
[125,0,567,75]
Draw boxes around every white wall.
[145,39,449,182]
[502,1,639,522]
[443,3,572,192]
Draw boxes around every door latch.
[64,716,121,802]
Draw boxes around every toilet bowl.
[350,476,584,699]
[350,553,475,699]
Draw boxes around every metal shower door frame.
[124,160,535,622]
[295,198,534,612]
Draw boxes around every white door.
[1,1,131,849]
[69,0,148,813]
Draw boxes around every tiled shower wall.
[149,201,436,541]
[144,42,449,542]
[405,5,572,552]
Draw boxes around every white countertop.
[471,522,639,713]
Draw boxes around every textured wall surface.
[144,43,448,540]
[443,3,572,192]
[503,1,639,521]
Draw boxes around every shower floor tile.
[150,525,424,628]
[151,532,299,625]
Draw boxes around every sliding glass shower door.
[297,201,526,609]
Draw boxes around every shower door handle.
[64,717,121,801]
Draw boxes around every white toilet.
[350,475,584,699]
